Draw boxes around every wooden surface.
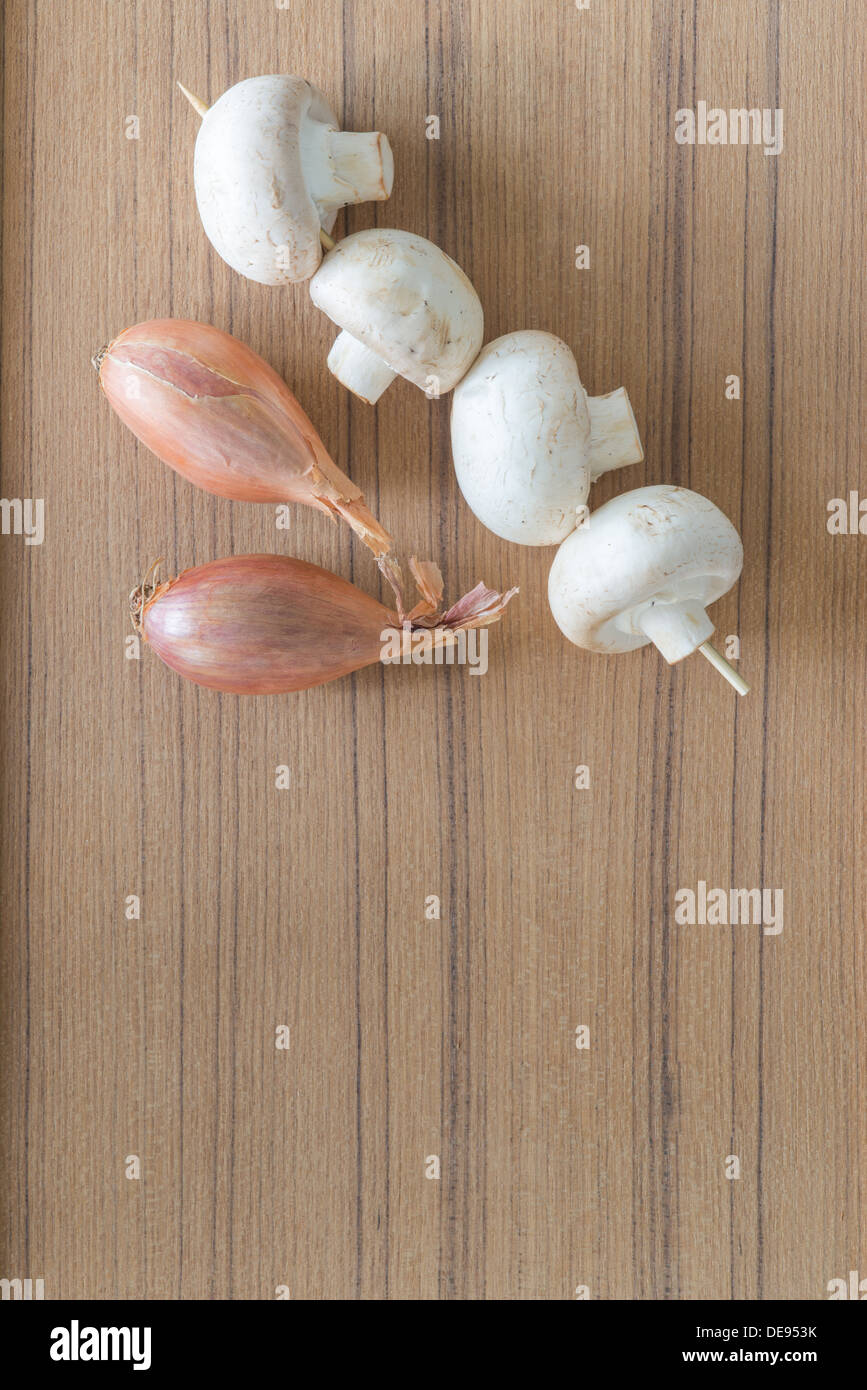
[1,0,864,1301]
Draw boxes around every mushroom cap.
[194,75,340,286]
[451,331,592,545]
[309,229,484,392]
[548,485,744,653]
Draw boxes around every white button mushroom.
[308,229,485,404]
[548,485,749,694]
[450,330,644,545]
[179,77,394,286]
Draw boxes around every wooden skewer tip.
[177,83,209,118]
[698,641,750,696]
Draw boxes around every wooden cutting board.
[1,0,863,1300]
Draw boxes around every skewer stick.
[176,82,209,119]
[177,82,336,252]
[698,641,750,696]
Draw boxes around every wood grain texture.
[1,0,864,1301]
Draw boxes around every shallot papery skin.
[97,318,392,556]
[136,554,517,695]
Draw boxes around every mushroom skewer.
[179,78,394,286]
[450,331,643,545]
[547,485,749,695]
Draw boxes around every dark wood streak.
[201,0,223,1304]
[728,54,752,1303]
[227,705,239,1301]
[164,0,188,1302]
[130,0,151,1303]
[370,172,391,1299]
[339,0,366,1304]
[755,0,781,1303]
[223,0,239,1308]
[631,665,644,1301]
[422,0,446,1301]
[21,0,38,1275]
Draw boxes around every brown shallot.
[131,554,517,695]
[93,317,393,557]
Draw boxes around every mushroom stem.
[177,82,210,118]
[310,130,394,208]
[327,330,398,404]
[587,388,644,481]
[698,642,750,696]
[636,598,714,664]
[636,601,749,694]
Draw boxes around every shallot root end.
[129,558,172,635]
